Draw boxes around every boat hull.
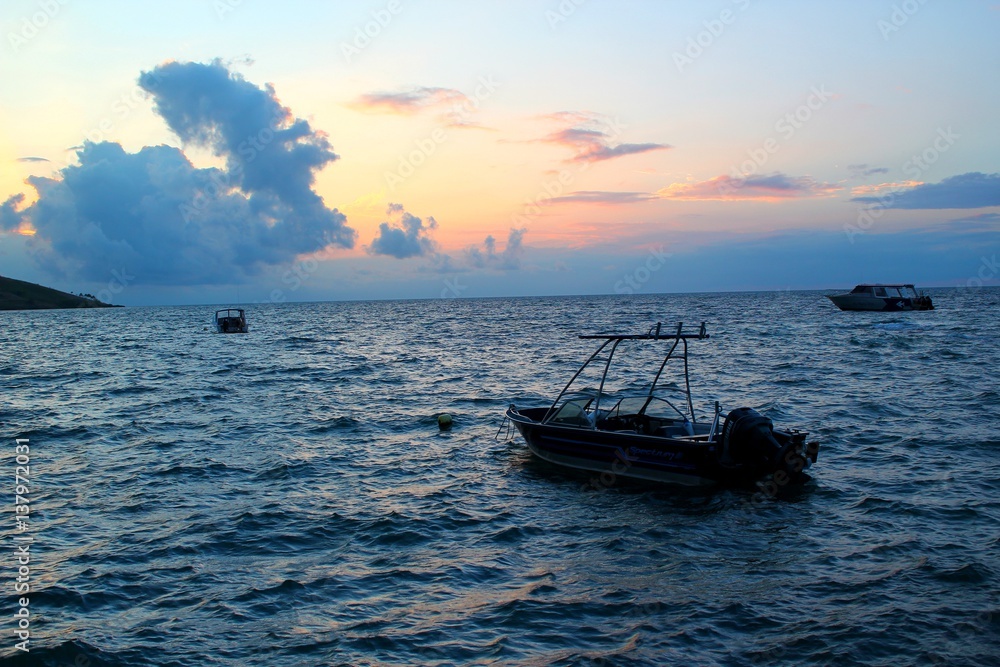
[827,294,933,311]
[507,407,804,488]
[214,308,248,333]
[214,323,248,333]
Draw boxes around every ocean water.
[1,289,997,667]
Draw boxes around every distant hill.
[0,275,120,310]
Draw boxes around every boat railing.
[542,322,708,427]
[578,321,708,342]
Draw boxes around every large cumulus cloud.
[2,60,355,284]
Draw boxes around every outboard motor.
[720,407,803,481]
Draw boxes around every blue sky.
[1,0,998,305]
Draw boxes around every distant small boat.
[827,284,933,311]
[214,308,248,333]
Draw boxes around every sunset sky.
[1,0,998,305]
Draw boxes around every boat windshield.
[850,285,871,294]
[549,398,594,426]
[605,395,686,420]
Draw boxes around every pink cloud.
[351,86,489,128]
[850,180,922,197]
[536,111,670,163]
[352,86,468,114]
[658,173,841,201]
[548,190,657,205]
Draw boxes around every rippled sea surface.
[1,289,998,666]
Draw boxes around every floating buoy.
[437,414,453,431]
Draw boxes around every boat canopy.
[848,284,921,297]
[544,322,709,428]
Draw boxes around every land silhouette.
[0,275,118,310]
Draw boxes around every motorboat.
[502,323,818,493]
[214,308,248,333]
[827,284,933,311]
